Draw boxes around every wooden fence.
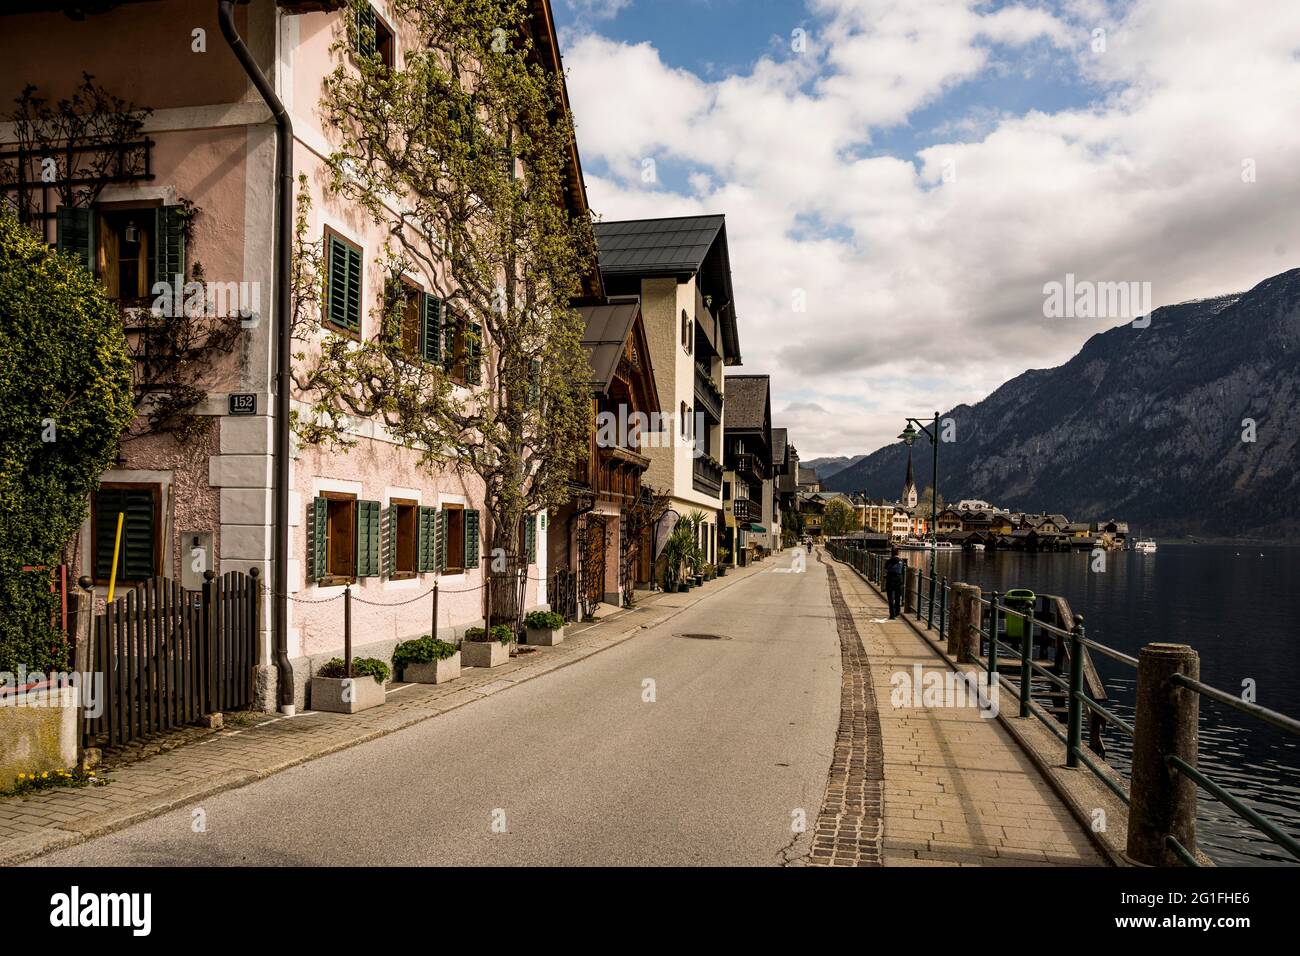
[83,569,259,749]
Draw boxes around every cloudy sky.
[551,0,1300,460]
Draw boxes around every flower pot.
[694,575,704,586]
[402,653,461,684]
[310,674,385,714]
[462,639,509,668]
[717,566,727,576]
[525,625,565,646]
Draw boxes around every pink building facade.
[0,0,577,709]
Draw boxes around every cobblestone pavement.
[1,564,766,867]
[825,556,1105,867]
[800,552,884,866]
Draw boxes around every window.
[680,401,688,437]
[325,228,363,335]
[92,483,162,585]
[442,313,482,385]
[517,514,537,565]
[308,493,381,585]
[387,499,419,579]
[436,505,480,574]
[56,204,185,300]
[681,309,692,353]
[354,3,395,68]
[385,281,442,363]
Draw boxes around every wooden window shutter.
[525,514,537,564]
[442,313,457,373]
[466,322,482,385]
[422,293,442,363]
[356,499,381,577]
[436,509,449,571]
[355,3,377,58]
[56,206,95,275]
[307,497,328,582]
[94,486,156,582]
[384,504,397,576]
[465,509,480,568]
[528,359,541,406]
[154,205,186,282]
[417,506,438,572]
[327,235,362,332]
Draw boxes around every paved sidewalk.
[0,565,764,866]
[825,559,1104,867]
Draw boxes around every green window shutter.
[355,3,377,58]
[356,499,381,577]
[417,506,438,572]
[327,235,362,332]
[528,359,541,406]
[436,509,448,571]
[307,497,328,582]
[56,206,95,275]
[94,487,156,582]
[422,294,442,363]
[465,509,480,569]
[525,514,537,564]
[443,314,457,372]
[466,322,482,385]
[384,504,397,576]
[154,204,186,284]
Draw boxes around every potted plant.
[392,635,460,684]
[717,546,729,575]
[461,623,512,668]
[523,610,565,646]
[310,657,390,713]
[661,521,693,592]
[704,562,716,581]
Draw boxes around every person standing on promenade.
[884,547,905,619]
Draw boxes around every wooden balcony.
[592,444,651,502]
[694,363,723,423]
[693,456,723,496]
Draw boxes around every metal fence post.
[927,573,936,630]
[1066,616,1086,768]
[938,577,948,637]
[988,591,1001,679]
[202,569,217,714]
[344,585,352,675]
[1127,642,1200,866]
[431,579,439,639]
[1018,608,1035,718]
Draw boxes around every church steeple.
[902,448,918,509]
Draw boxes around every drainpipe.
[219,0,295,714]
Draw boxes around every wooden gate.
[83,569,259,748]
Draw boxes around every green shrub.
[317,657,390,684]
[392,635,458,672]
[523,610,564,631]
[464,624,513,644]
[0,210,134,680]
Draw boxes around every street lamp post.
[898,411,941,585]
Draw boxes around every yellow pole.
[107,512,125,602]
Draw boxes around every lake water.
[896,543,1300,866]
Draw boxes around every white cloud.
[564,0,1300,458]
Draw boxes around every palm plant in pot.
[661,522,693,592]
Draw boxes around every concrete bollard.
[948,584,982,662]
[1126,642,1200,866]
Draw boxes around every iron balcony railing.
[824,541,1300,867]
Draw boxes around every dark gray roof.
[723,374,770,431]
[594,215,726,274]
[771,427,788,464]
[578,299,641,395]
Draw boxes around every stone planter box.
[310,675,385,714]
[525,626,564,647]
[461,640,508,668]
[402,653,461,684]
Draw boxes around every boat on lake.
[1133,537,1157,554]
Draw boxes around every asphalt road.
[35,552,841,866]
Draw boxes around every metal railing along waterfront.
[824,540,1300,867]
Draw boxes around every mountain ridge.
[823,268,1300,540]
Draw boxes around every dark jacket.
[884,557,906,591]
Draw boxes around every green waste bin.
[1003,589,1036,640]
